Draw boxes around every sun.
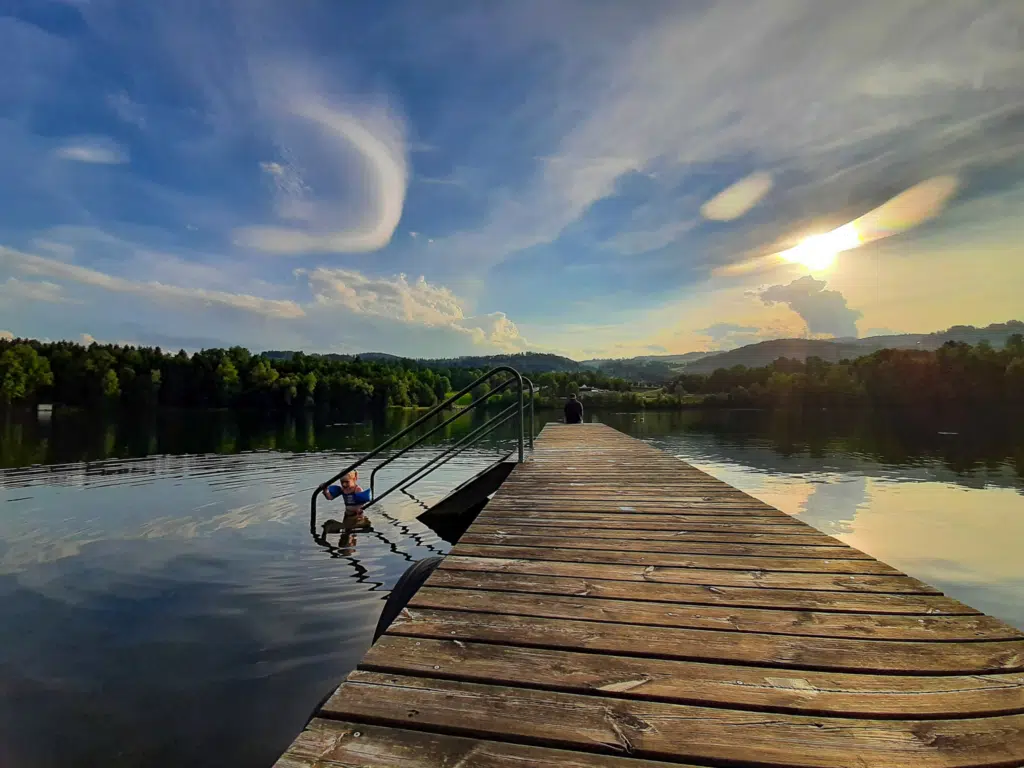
[779,223,860,272]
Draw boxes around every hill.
[260,350,579,373]
[262,321,1023,380]
[680,339,872,374]
[418,352,581,373]
[679,321,1024,374]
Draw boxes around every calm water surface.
[1,407,1022,766]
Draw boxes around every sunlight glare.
[779,223,860,272]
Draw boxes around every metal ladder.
[309,366,534,535]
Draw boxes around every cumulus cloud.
[759,276,862,338]
[1,246,304,319]
[464,311,527,350]
[305,267,527,350]
[0,330,13,341]
[1,238,529,355]
[54,136,128,164]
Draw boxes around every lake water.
[1,406,1023,766]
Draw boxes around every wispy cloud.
[234,97,408,255]
[2,2,1022,358]
[54,137,128,165]
[439,2,1024,275]
[1,241,530,354]
[701,172,774,222]
[1,246,305,319]
[0,277,71,304]
[106,92,146,129]
[696,322,792,351]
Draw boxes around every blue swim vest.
[326,486,372,506]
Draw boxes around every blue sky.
[1,1,1023,359]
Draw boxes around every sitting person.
[564,392,584,424]
[322,470,372,520]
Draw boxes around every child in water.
[322,470,372,529]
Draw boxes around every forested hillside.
[0,339,629,411]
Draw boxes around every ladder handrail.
[524,376,535,450]
[310,366,527,535]
[392,401,520,498]
[367,377,515,495]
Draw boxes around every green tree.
[0,350,27,402]
[277,374,299,407]
[249,358,279,390]
[1006,357,1024,405]
[434,375,451,402]
[102,368,121,399]
[1006,334,1024,356]
[0,344,54,403]
[412,378,438,407]
[301,372,318,406]
[215,358,241,403]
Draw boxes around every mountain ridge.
[262,321,1023,381]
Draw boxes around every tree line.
[3,335,1021,412]
[668,336,1024,409]
[0,338,629,412]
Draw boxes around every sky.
[1,0,1022,360]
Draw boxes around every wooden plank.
[362,636,1024,718]
[468,524,847,548]
[407,586,1022,641]
[386,609,1024,674]
[448,544,904,576]
[276,719,691,768]
[485,503,783,513]
[484,501,789,515]
[471,524,847,548]
[427,567,980,614]
[506,488,756,493]
[478,510,816,527]
[440,554,940,593]
[459,532,874,560]
[493,489,772,501]
[476,513,825,532]
[324,672,1024,768]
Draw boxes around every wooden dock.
[277,423,1024,768]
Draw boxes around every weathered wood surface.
[469,522,855,544]
[318,672,1024,768]
[460,531,877,559]
[441,554,940,592]
[407,586,1020,641]
[277,423,1024,768]
[280,719,696,768]
[362,636,1024,718]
